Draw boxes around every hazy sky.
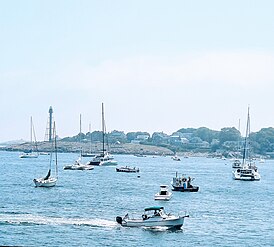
[1,0,274,142]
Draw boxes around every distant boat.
[116,166,139,173]
[116,206,188,229]
[171,172,199,192]
[64,114,94,170]
[33,122,58,187]
[88,103,117,166]
[232,158,241,169]
[154,185,172,200]
[171,154,181,161]
[232,107,260,181]
[20,117,39,158]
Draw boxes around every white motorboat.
[64,158,94,170]
[154,185,172,200]
[116,206,188,229]
[20,152,39,158]
[232,107,260,181]
[33,122,58,187]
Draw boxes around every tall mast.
[30,116,33,143]
[102,103,104,154]
[242,106,250,163]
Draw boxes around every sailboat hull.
[33,177,57,187]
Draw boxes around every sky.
[0,0,274,142]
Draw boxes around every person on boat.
[187,177,192,188]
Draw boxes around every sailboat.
[232,107,260,181]
[20,117,39,158]
[88,103,117,166]
[63,114,94,170]
[33,122,58,187]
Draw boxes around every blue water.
[0,151,273,246]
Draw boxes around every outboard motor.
[116,216,123,225]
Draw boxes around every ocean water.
[0,151,273,246]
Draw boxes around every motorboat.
[171,172,199,192]
[116,206,188,229]
[64,158,94,170]
[116,166,139,173]
[154,185,172,200]
[232,158,241,169]
[232,164,260,181]
[20,152,39,158]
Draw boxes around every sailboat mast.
[30,116,33,143]
[89,122,92,153]
[242,107,250,163]
[102,103,105,154]
[54,122,58,179]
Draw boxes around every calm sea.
[0,151,273,246]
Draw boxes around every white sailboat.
[232,107,260,181]
[20,117,39,158]
[88,103,117,166]
[33,122,58,187]
[63,114,94,170]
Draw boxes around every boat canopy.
[144,206,164,211]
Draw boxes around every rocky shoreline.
[1,141,175,156]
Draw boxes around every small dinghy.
[116,206,188,229]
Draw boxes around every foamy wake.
[0,213,117,228]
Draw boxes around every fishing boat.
[232,107,260,181]
[116,166,139,173]
[116,206,188,229]
[154,185,172,200]
[33,122,58,187]
[171,172,199,192]
[88,103,117,166]
[20,117,39,158]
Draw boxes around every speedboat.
[232,164,260,181]
[154,185,172,200]
[20,152,39,158]
[116,206,188,229]
[64,158,94,170]
[116,166,139,173]
[171,172,199,192]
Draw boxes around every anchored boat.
[116,206,188,229]
[171,172,199,192]
[154,185,172,200]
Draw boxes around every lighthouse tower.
[44,106,54,142]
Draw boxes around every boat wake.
[0,213,117,228]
